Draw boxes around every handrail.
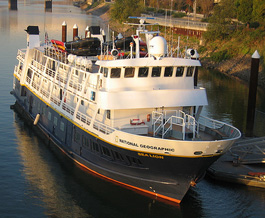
[152,111,164,137]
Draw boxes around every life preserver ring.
[130,119,145,125]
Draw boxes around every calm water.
[0,1,265,217]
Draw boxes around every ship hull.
[12,81,221,204]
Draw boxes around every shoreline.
[83,3,265,90]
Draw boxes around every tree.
[204,0,237,40]
[110,0,144,23]
[237,0,253,23]
[252,0,265,24]
[197,0,214,18]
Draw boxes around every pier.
[142,15,208,38]
[207,137,265,188]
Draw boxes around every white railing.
[152,109,199,140]
[76,111,92,126]
[152,111,164,137]
[198,115,224,130]
[163,115,186,140]
[93,119,115,135]
[198,115,241,139]
[17,49,26,62]
[62,102,75,115]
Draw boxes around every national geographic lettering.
[119,139,175,152]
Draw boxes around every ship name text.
[119,139,175,152]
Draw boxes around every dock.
[207,137,265,188]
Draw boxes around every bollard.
[8,0,17,10]
[73,24,78,41]
[246,50,260,137]
[85,26,89,38]
[45,0,52,12]
[62,21,67,42]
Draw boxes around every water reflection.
[199,68,265,136]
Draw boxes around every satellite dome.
[149,36,167,59]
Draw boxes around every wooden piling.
[246,50,260,137]
[45,0,52,11]
[73,24,78,41]
[85,26,89,38]
[8,0,17,10]
[62,21,67,43]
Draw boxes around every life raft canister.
[147,114,151,122]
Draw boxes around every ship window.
[21,86,27,96]
[48,112,52,121]
[103,68,108,77]
[92,142,99,152]
[152,67,161,77]
[90,91,95,101]
[60,121,64,131]
[114,151,121,160]
[106,110,111,119]
[164,67,173,77]
[110,68,121,78]
[82,136,90,149]
[124,68,135,78]
[176,67,184,77]
[138,67,148,77]
[74,129,81,143]
[54,116,58,126]
[102,146,111,157]
[187,67,194,77]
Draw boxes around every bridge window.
[101,67,108,77]
[164,67,173,77]
[187,67,194,77]
[138,67,149,77]
[110,68,121,78]
[124,67,135,78]
[176,67,184,77]
[152,67,161,77]
[107,110,111,119]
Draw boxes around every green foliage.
[110,0,144,23]
[237,0,253,23]
[210,50,232,62]
[204,0,238,41]
[172,12,186,18]
[252,0,265,24]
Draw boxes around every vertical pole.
[85,26,89,38]
[8,0,17,10]
[73,24,78,41]
[246,50,260,137]
[62,21,67,42]
[45,0,52,12]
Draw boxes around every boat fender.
[34,113,40,125]
[111,49,119,57]
[147,114,151,122]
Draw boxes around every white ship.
[12,20,241,204]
